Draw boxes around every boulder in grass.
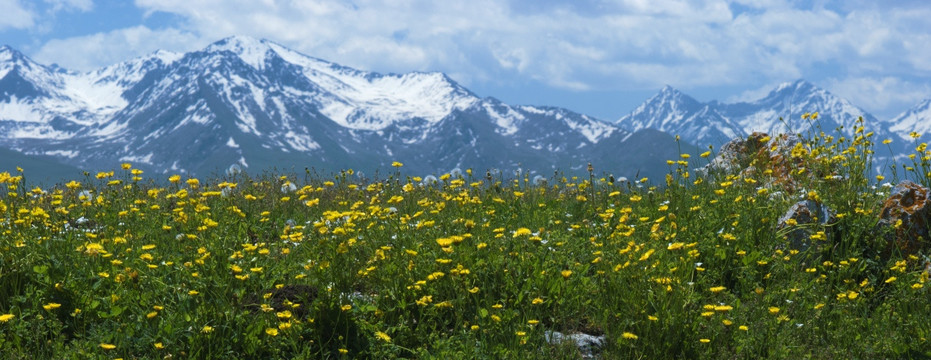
[777,200,836,253]
[699,132,770,175]
[698,132,818,193]
[544,330,605,359]
[878,180,931,255]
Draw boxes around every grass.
[2,115,931,359]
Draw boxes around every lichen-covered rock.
[698,132,821,194]
[777,200,836,252]
[878,180,931,255]
[699,132,770,175]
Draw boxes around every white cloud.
[44,0,93,12]
[33,26,203,71]
[825,77,931,120]
[0,0,35,30]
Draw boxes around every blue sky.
[2,0,930,120]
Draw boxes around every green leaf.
[32,265,48,274]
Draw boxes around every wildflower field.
[3,117,931,359]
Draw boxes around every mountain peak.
[773,79,817,94]
[0,45,26,63]
[204,36,276,69]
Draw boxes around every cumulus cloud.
[33,26,203,71]
[0,0,36,30]
[123,0,923,90]
[825,77,931,120]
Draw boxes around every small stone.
[777,200,836,252]
[544,330,605,358]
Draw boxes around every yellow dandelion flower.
[709,286,726,293]
[375,331,392,342]
[339,348,349,354]
[266,328,279,336]
[739,325,749,331]
[768,307,780,314]
[43,303,61,311]
[201,325,214,333]
[532,297,544,305]
[885,276,897,283]
[391,161,403,167]
[622,332,638,340]
[100,343,116,350]
[341,304,352,311]
[0,313,14,322]
[513,227,532,237]
[699,338,710,343]
[561,270,572,279]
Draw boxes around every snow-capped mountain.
[889,99,931,141]
[618,85,742,148]
[0,36,685,179]
[618,80,900,152]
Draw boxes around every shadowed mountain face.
[0,36,687,180]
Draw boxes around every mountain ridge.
[0,36,687,180]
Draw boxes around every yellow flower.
[531,297,544,305]
[375,331,392,342]
[341,304,352,311]
[168,175,181,183]
[338,348,349,354]
[885,276,897,283]
[709,286,726,293]
[391,161,403,168]
[266,328,279,336]
[43,303,61,311]
[622,332,638,340]
[154,342,164,349]
[699,338,710,343]
[147,311,158,319]
[100,343,116,350]
[513,227,532,238]
[739,325,749,331]
[768,307,780,314]
[0,313,14,322]
[201,325,214,333]
[561,270,572,279]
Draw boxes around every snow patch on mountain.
[890,99,931,140]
